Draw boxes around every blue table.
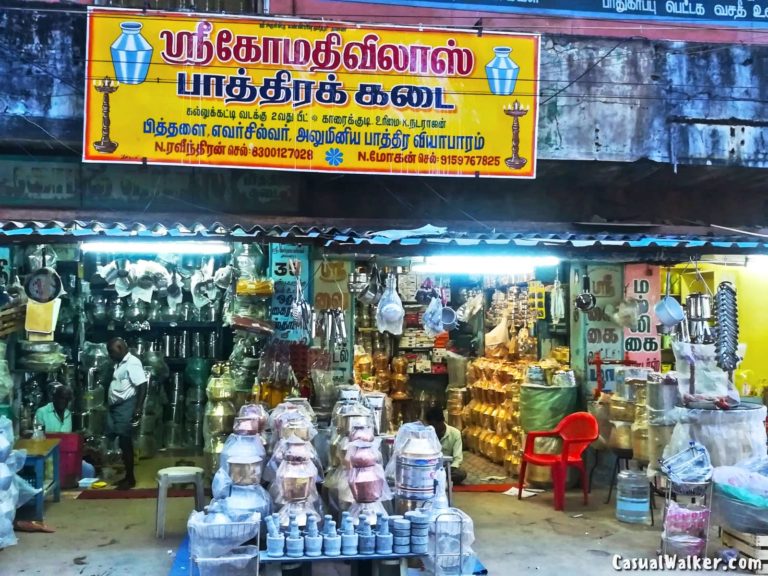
[16,438,61,521]
[170,535,488,576]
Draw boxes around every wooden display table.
[16,438,61,521]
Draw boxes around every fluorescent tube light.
[410,255,559,275]
[81,241,231,255]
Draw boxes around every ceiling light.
[410,255,559,275]
[81,241,231,255]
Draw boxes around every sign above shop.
[324,0,768,28]
[83,9,539,178]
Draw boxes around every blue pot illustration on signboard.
[485,47,519,96]
[110,22,153,85]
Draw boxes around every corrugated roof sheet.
[0,220,766,254]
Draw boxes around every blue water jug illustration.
[110,22,153,85]
[486,47,519,96]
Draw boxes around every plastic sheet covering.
[384,422,442,482]
[672,342,746,398]
[187,508,261,559]
[520,384,578,453]
[346,440,392,503]
[0,415,16,548]
[0,416,12,447]
[713,456,768,534]
[212,468,233,500]
[0,480,17,521]
[648,406,682,427]
[322,466,355,516]
[662,405,767,468]
[219,435,266,476]
[224,484,272,522]
[4,449,27,474]
[345,437,385,467]
[268,404,317,451]
[0,516,15,549]
[13,475,39,509]
[312,426,331,472]
[423,469,477,576]
[264,435,323,484]
[272,453,319,506]
[0,414,39,551]
[0,464,11,491]
[0,433,9,463]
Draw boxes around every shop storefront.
[0,219,766,572]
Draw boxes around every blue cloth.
[81,461,95,479]
[169,535,192,576]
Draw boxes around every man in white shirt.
[106,337,147,490]
[425,406,467,485]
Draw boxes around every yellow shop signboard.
[84,9,539,178]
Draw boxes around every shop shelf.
[87,321,219,331]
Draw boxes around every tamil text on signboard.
[84,10,540,178]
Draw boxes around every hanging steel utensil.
[574,273,596,312]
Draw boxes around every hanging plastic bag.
[456,292,483,323]
[26,245,58,271]
[422,297,444,338]
[550,279,565,325]
[376,275,404,336]
[485,315,510,359]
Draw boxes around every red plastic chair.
[517,412,598,511]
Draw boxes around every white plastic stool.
[155,466,205,538]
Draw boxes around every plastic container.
[616,469,650,524]
[47,433,83,489]
[194,545,259,576]
[78,477,99,489]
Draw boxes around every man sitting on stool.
[34,384,73,433]
[425,406,467,485]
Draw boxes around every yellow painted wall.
[669,261,768,389]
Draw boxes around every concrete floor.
[0,486,737,576]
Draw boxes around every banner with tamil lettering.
[83,9,539,178]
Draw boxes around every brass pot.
[206,400,236,435]
[207,377,235,400]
